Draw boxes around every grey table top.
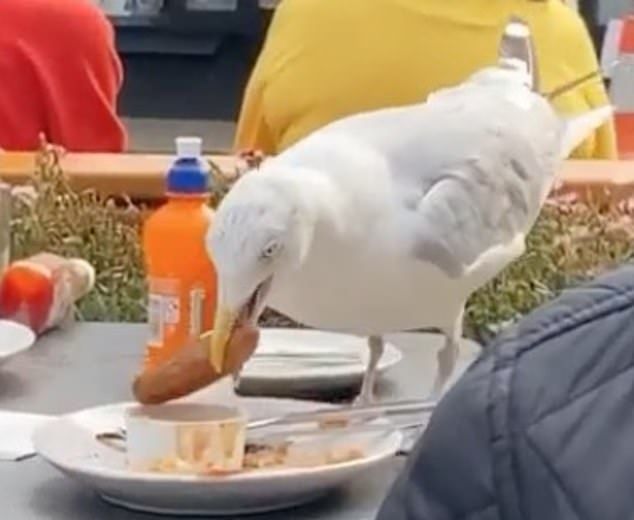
[0,323,478,520]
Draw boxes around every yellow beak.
[209,305,238,373]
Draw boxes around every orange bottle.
[142,137,217,370]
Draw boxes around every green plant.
[7,142,633,339]
[10,141,146,322]
[465,198,634,340]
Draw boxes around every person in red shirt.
[0,0,127,152]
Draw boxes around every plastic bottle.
[0,253,95,334]
[142,137,217,370]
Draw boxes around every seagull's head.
[205,169,313,371]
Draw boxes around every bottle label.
[147,278,181,346]
[148,293,164,345]
[189,286,205,339]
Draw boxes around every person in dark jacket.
[378,263,634,520]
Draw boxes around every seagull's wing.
[388,82,560,280]
[278,68,610,280]
[275,71,560,279]
[275,15,611,280]
[347,78,608,280]
[277,80,559,280]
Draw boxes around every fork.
[98,398,436,444]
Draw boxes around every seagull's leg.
[355,335,385,405]
[430,310,463,399]
[232,371,242,392]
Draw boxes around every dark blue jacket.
[378,264,634,520]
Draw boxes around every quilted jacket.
[378,264,634,520]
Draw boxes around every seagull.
[206,17,612,404]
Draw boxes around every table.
[1,151,634,203]
[0,323,477,519]
[0,152,238,200]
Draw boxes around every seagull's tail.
[544,70,613,159]
[498,16,539,92]
[558,105,614,159]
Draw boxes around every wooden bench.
[1,152,633,203]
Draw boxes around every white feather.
[208,17,612,398]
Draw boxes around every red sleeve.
[0,0,127,152]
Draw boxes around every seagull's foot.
[349,387,381,426]
[353,387,376,407]
[429,324,461,401]
[354,335,385,407]
[231,370,242,392]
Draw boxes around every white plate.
[239,329,402,394]
[0,320,35,365]
[34,399,402,516]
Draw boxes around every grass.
[8,142,634,341]
[10,142,146,322]
[465,196,634,340]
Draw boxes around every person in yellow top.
[235,0,616,159]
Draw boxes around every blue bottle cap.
[166,137,209,194]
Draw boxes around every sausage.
[133,325,259,405]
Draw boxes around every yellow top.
[235,0,616,159]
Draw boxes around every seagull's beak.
[209,276,273,373]
[209,304,237,373]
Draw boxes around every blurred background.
[95,0,628,152]
[95,0,277,151]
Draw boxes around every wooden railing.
[1,152,633,203]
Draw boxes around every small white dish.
[0,320,35,365]
[34,398,402,516]
[121,403,247,473]
[239,329,402,394]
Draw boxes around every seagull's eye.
[260,241,281,260]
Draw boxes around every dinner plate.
[34,398,402,516]
[0,320,35,365]
[239,329,403,395]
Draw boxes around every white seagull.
[206,17,612,403]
